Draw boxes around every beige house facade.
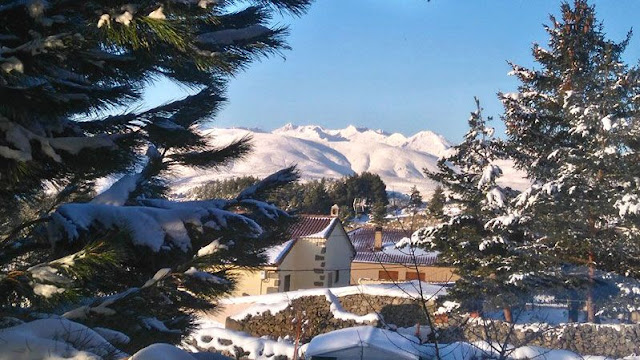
[232,215,355,296]
[348,226,459,285]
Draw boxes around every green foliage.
[499,0,640,320]
[409,185,423,209]
[420,99,535,315]
[191,172,390,219]
[370,201,387,225]
[330,172,388,217]
[0,0,311,352]
[426,186,445,217]
[190,176,261,200]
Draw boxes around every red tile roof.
[287,215,337,240]
[348,226,439,266]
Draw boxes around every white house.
[231,214,355,296]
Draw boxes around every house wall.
[277,237,319,291]
[350,262,459,285]
[229,267,278,297]
[231,221,354,296]
[323,224,353,287]
[276,224,354,291]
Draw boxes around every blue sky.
[145,0,640,142]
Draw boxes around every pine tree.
[500,0,640,322]
[427,185,445,217]
[0,0,310,352]
[409,185,423,209]
[371,201,387,225]
[416,99,536,322]
[302,179,333,214]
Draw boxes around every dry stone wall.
[438,316,640,358]
[225,294,640,358]
[226,294,430,342]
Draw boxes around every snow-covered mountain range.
[171,124,528,196]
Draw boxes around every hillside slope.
[171,124,526,196]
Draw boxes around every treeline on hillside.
[190,172,388,219]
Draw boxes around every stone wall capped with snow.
[439,317,640,358]
[226,294,430,342]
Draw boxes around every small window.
[283,275,291,291]
[406,271,425,281]
[335,270,340,283]
[378,270,399,281]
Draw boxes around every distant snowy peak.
[272,123,452,157]
[273,123,347,142]
[402,130,453,158]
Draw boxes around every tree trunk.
[586,252,596,323]
[503,307,513,323]
[567,294,579,323]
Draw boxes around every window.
[378,270,399,281]
[283,275,291,291]
[406,271,425,281]
[335,270,340,283]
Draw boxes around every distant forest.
[189,172,389,219]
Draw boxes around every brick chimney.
[374,226,383,251]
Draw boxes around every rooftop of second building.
[348,226,439,266]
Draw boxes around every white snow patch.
[0,319,127,359]
[197,238,228,256]
[91,172,140,206]
[191,327,296,360]
[132,343,195,360]
[262,239,295,265]
[184,267,228,284]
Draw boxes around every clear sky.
[144,0,640,142]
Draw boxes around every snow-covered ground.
[188,323,637,360]
[169,124,528,196]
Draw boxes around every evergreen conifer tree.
[0,0,310,352]
[416,99,536,322]
[427,185,445,217]
[409,185,423,209]
[302,179,333,215]
[371,201,386,225]
[500,0,640,322]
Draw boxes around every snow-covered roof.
[263,239,295,265]
[305,326,424,360]
[262,215,340,265]
[349,226,439,266]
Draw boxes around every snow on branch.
[485,187,506,208]
[237,166,299,200]
[91,173,142,206]
[63,268,171,320]
[48,198,268,252]
[616,194,640,217]
[478,164,502,188]
[0,318,128,359]
[0,116,116,162]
